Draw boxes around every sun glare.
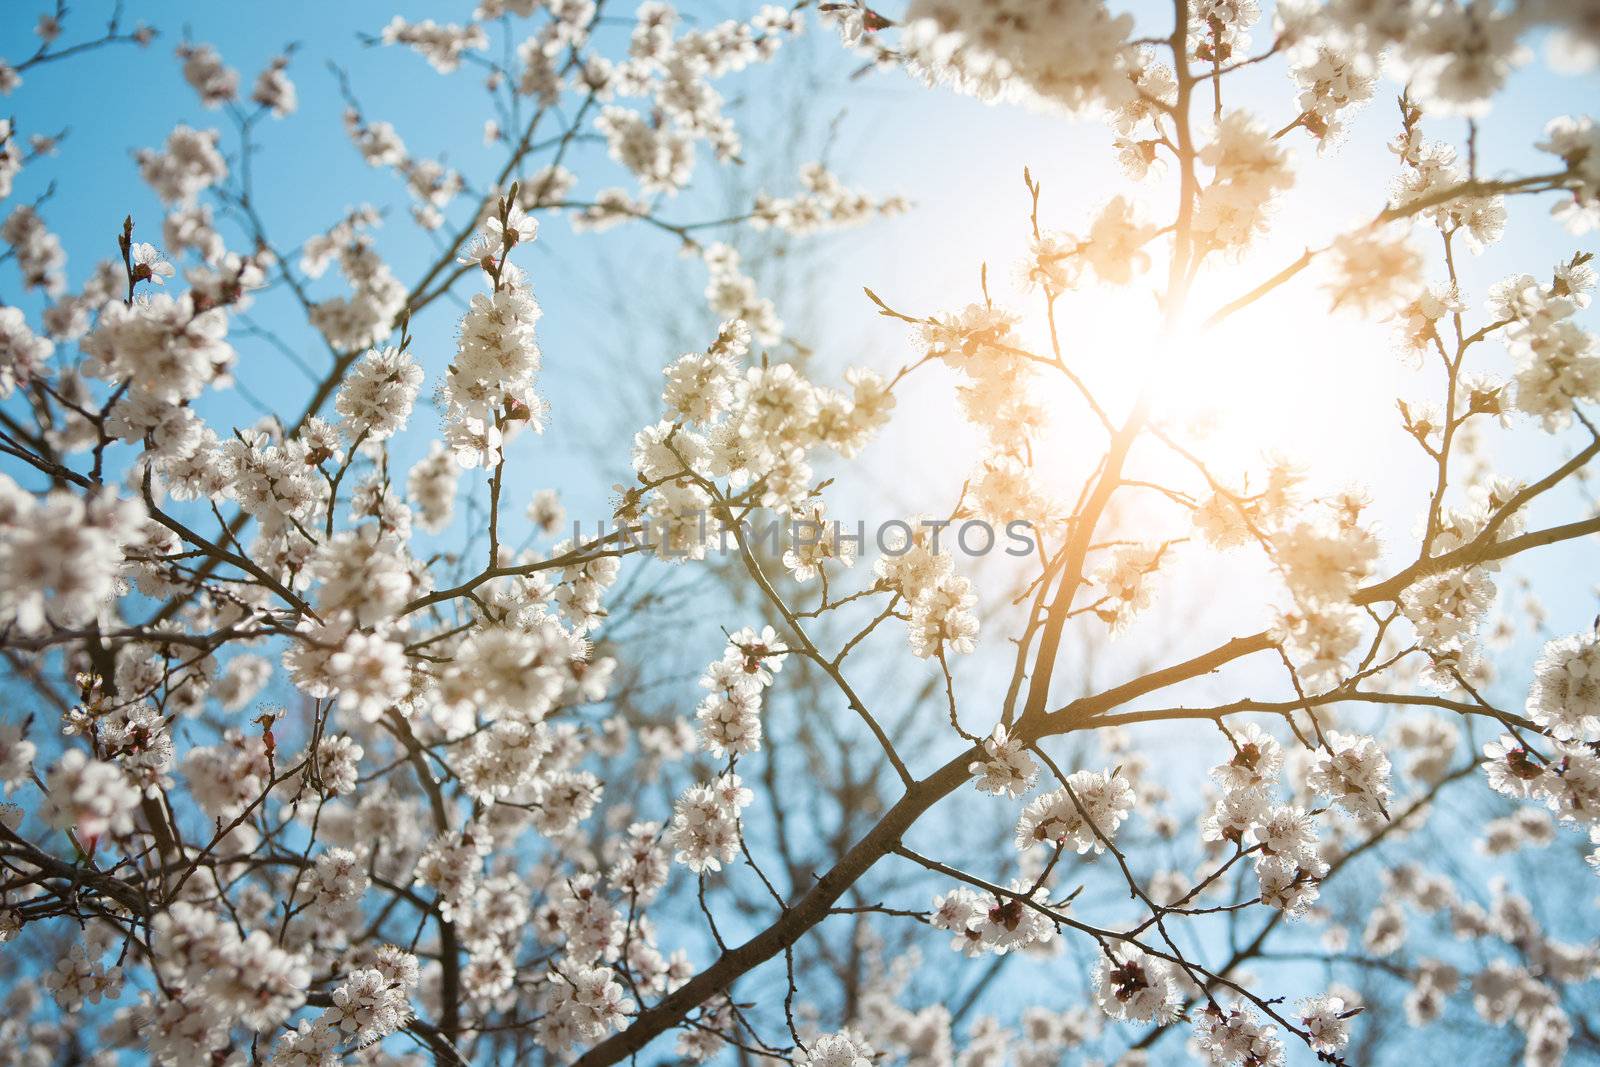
[1017,257,1413,496]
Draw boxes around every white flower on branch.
[1091,944,1180,1023]
[908,572,980,658]
[796,1031,876,1067]
[1014,768,1135,855]
[1307,731,1393,819]
[669,770,752,873]
[1526,630,1600,742]
[537,960,635,1051]
[136,126,227,206]
[1190,1002,1285,1067]
[971,724,1039,798]
[898,0,1137,114]
[0,477,145,635]
[336,345,424,442]
[1538,115,1600,233]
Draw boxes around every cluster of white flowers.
[83,288,239,428]
[153,902,311,1035]
[381,16,487,73]
[264,945,418,1063]
[750,163,908,235]
[1298,992,1356,1056]
[1267,494,1380,686]
[792,1030,875,1067]
[162,201,223,266]
[1191,494,1247,553]
[668,770,752,873]
[1401,563,1499,675]
[0,304,53,397]
[307,227,407,353]
[176,41,237,107]
[695,624,788,757]
[43,925,124,1013]
[1107,51,1176,179]
[1527,630,1600,742]
[1194,111,1295,254]
[1199,722,1331,919]
[780,498,858,581]
[1287,43,1376,148]
[200,427,314,550]
[1307,729,1394,819]
[922,303,1040,457]
[536,962,635,1053]
[1281,0,1535,117]
[1482,719,1600,865]
[308,845,369,913]
[1090,543,1166,631]
[0,119,24,199]
[334,344,423,442]
[1334,868,1597,1061]
[1190,1002,1285,1067]
[607,820,672,905]
[2,202,66,294]
[1398,477,1527,688]
[309,523,419,621]
[98,699,175,795]
[1014,767,1135,855]
[906,570,980,659]
[1390,120,1508,251]
[898,0,1138,114]
[304,728,360,788]
[415,828,491,920]
[585,5,802,197]
[1538,115,1600,233]
[1083,195,1159,284]
[533,483,586,542]
[702,243,782,345]
[182,727,272,820]
[442,257,544,467]
[537,873,622,965]
[1188,0,1260,65]
[344,110,404,175]
[930,880,1057,957]
[137,125,228,205]
[1478,804,1555,857]
[253,53,297,117]
[596,106,694,197]
[866,520,981,660]
[631,308,894,570]
[434,614,594,729]
[970,724,1039,798]
[1091,944,1181,1023]
[0,721,37,793]
[406,441,462,533]
[320,628,410,721]
[457,719,549,803]
[0,476,145,634]
[552,535,623,632]
[1488,260,1600,431]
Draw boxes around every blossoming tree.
[1,1,1598,1064]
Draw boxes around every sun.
[1166,271,1412,486]
[862,205,1419,522]
[1020,258,1413,494]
